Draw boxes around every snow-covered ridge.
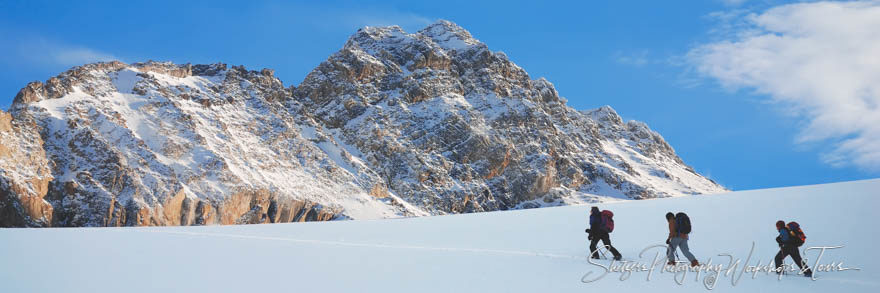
[1,20,725,227]
[4,61,413,227]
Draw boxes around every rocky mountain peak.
[11,61,193,106]
[0,21,726,227]
[298,19,540,124]
[344,20,483,56]
[586,105,624,126]
[292,21,726,214]
[418,19,482,51]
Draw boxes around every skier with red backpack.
[666,212,699,267]
[774,220,813,277]
[585,206,622,260]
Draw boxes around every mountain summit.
[0,20,725,227]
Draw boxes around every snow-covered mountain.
[0,20,725,227]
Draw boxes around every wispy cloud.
[341,10,434,32]
[24,39,118,67]
[52,47,116,66]
[613,50,650,67]
[256,3,434,33]
[687,0,880,171]
[0,30,119,68]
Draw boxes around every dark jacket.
[588,210,606,237]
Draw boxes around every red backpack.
[787,222,806,246]
[600,210,614,233]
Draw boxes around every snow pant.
[667,237,696,263]
[589,233,621,259]
[775,245,812,273]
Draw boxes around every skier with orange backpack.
[585,206,622,260]
[774,220,813,277]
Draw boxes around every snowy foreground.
[1,179,878,292]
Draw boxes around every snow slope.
[1,179,877,292]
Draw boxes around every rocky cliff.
[0,20,725,227]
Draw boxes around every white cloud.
[0,30,118,68]
[688,1,880,171]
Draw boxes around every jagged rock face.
[0,20,726,227]
[294,20,726,213]
[6,61,409,227]
[0,110,54,227]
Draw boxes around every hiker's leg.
[677,238,697,262]
[774,249,786,271]
[667,238,679,262]
[788,247,811,273]
[601,234,621,258]
[589,236,601,258]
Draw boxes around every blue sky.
[1,0,877,190]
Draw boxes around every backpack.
[787,222,806,246]
[600,210,614,233]
[675,212,691,235]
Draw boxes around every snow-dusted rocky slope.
[1,179,876,292]
[0,20,725,227]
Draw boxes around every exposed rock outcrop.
[0,110,54,227]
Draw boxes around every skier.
[666,212,699,267]
[774,220,813,277]
[585,206,622,260]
